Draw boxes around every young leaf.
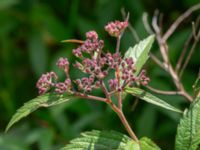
[140,137,161,150]
[124,35,155,75]
[6,93,71,132]
[60,130,139,150]
[125,87,182,113]
[175,96,200,150]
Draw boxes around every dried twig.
[121,8,140,42]
[179,27,200,78]
[176,15,200,73]
[149,53,166,70]
[146,8,196,102]
[146,85,181,95]
[142,12,154,34]
[163,3,200,41]
[175,33,193,72]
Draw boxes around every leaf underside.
[60,130,160,150]
[175,96,200,150]
[6,93,71,132]
[124,35,155,76]
[125,87,182,113]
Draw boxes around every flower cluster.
[107,57,149,92]
[36,58,71,95]
[72,31,104,57]
[105,20,128,37]
[36,18,149,96]
[55,79,71,94]
[36,72,57,95]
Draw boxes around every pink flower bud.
[105,20,128,37]
[57,57,69,69]
[36,72,57,95]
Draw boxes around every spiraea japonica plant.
[6,3,200,150]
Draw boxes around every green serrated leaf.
[175,96,200,150]
[125,87,182,113]
[6,93,71,132]
[60,130,161,150]
[140,137,161,150]
[124,35,155,75]
[60,130,138,150]
[124,140,140,150]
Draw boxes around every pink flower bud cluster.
[55,79,71,94]
[105,20,128,37]
[36,20,150,96]
[36,72,58,95]
[56,57,69,69]
[108,57,150,91]
[106,52,121,69]
[138,70,150,86]
[36,58,72,95]
[75,75,100,92]
[72,31,104,57]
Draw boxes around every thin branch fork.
[176,15,200,74]
[149,8,195,102]
[100,79,139,142]
[163,3,200,41]
[179,17,200,78]
[146,85,181,95]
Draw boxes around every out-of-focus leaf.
[124,35,155,75]
[125,87,182,113]
[0,0,18,10]
[38,128,54,150]
[136,105,157,137]
[30,4,69,40]
[28,33,47,77]
[6,93,72,132]
[175,96,200,150]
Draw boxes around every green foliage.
[0,0,18,10]
[60,130,160,150]
[6,93,72,132]
[125,87,182,113]
[60,130,135,150]
[1,0,199,149]
[140,137,161,150]
[124,35,155,75]
[175,96,200,150]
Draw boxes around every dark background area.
[0,0,199,149]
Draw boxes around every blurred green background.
[0,0,199,150]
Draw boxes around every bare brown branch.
[150,53,166,70]
[146,8,196,102]
[146,85,181,95]
[175,33,193,72]
[142,12,154,34]
[163,3,200,41]
[121,8,140,42]
[179,19,200,78]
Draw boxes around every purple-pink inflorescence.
[56,57,69,69]
[36,19,149,95]
[72,31,104,57]
[55,79,71,94]
[36,72,58,95]
[105,20,128,37]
